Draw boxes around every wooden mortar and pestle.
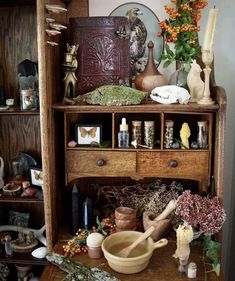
[143,199,177,241]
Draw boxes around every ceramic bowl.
[101,230,168,274]
[115,218,137,230]
[115,207,137,220]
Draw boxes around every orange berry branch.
[62,215,116,257]
[158,0,207,67]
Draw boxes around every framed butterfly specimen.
[29,166,43,187]
[75,124,102,146]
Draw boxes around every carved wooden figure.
[187,60,204,102]
[63,44,79,101]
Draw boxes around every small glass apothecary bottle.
[86,232,104,259]
[20,89,35,110]
[197,121,208,148]
[164,120,174,148]
[118,118,129,148]
[187,262,197,278]
[144,121,155,148]
[132,120,142,145]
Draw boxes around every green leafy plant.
[158,0,208,67]
[203,235,221,278]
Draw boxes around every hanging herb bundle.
[158,0,208,67]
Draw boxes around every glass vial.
[20,89,35,110]
[197,121,208,148]
[132,120,142,145]
[164,120,174,148]
[118,118,129,148]
[187,262,197,278]
[144,121,155,148]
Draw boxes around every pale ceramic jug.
[0,156,4,188]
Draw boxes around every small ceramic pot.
[115,218,137,231]
[115,207,137,220]
[102,230,168,274]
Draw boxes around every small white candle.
[203,8,219,52]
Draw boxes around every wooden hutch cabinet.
[0,0,224,280]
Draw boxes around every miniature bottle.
[144,121,155,148]
[187,262,197,278]
[164,120,174,148]
[197,121,208,148]
[132,120,142,145]
[87,232,104,259]
[118,118,129,148]
[70,184,83,235]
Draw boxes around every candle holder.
[198,49,215,105]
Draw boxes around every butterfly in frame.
[79,127,97,139]
[33,170,43,181]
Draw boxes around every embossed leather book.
[69,17,131,95]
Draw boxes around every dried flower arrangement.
[158,0,208,67]
[175,190,226,277]
[99,179,183,217]
[63,216,115,257]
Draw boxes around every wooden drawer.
[66,150,136,181]
[137,151,210,186]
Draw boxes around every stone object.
[67,140,77,147]
[187,60,204,102]
[31,247,48,259]
[180,122,191,149]
[151,85,190,104]
[65,85,147,106]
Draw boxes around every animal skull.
[150,85,191,104]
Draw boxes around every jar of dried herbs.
[144,121,155,148]
[164,120,174,148]
[132,120,142,145]
[197,121,208,148]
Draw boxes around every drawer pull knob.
[169,160,178,168]
[96,159,105,166]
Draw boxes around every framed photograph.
[75,124,102,146]
[29,166,43,187]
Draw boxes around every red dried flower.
[175,190,226,235]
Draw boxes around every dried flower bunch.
[158,0,208,67]
[175,190,226,235]
[100,180,183,216]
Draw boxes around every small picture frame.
[29,166,43,187]
[75,124,102,146]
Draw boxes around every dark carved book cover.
[69,17,131,95]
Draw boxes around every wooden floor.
[41,241,221,281]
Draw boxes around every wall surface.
[199,1,235,280]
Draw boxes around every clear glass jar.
[132,120,142,145]
[20,89,35,110]
[164,120,174,148]
[187,262,197,278]
[144,121,155,148]
[197,121,208,148]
